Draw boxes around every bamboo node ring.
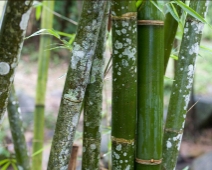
[136,158,162,165]
[111,136,134,145]
[165,128,183,134]
[138,20,164,26]
[112,12,137,20]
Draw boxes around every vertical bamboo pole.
[47,2,107,169]
[7,86,30,170]
[162,1,209,169]
[136,1,164,170]
[82,2,109,169]
[111,1,137,169]
[32,1,54,170]
[0,0,32,124]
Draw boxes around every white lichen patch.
[184,28,188,34]
[166,141,172,148]
[90,58,102,83]
[20,9,31,30]
[115,40,123,49]
[90,144,96,150]
[123,152,127,156]
[194,22,204,34]
[0,62,10,75]
[72,113,79,127]
[113,151,120,159]
[189,42,199,55]
[116,144,122,151]
[126,165,131,170]
[173,134,182,141]
[122,47,136,60]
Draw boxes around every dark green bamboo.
[47,2,107,169]
[82,3,109,169]
[162,1,209,169]
[7,86,30,170]
[32,1,54,169]
[164,1,185,73]
[0,0,33,125]
[111,1,137,169]
[136,1,164,170]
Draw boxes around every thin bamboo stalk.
[0,0,33,124]
[164,1,185,72]
[32,1,54,169]
[7,85,30,170]
[162,1,209,169]
[136,1,164,170]
[111,1,137,169]
[47,2,107,169]
[82,2,109,169]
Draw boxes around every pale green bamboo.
[162,1,209,169]
[32,1,55,170]
[0,0,33,125]
[111,1,137,169]
[82,3,109,169]
[7,85,30,170]
[47,2,107,169]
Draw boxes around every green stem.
[47,2,107,169]
[162,1,209,169]
[82,3,109,169]
[32,1,55,170]
[111,1,137,169]
[0,0,33,125]
[136,1,164,170]
[7,86,30,170]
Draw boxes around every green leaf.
[171,1,208,25]
[170,54,178,60]
[11,163,18,170]
[35,5,42,20]
[150,0,164,16]
[200,45,212,54]
[183,166,189,170]
[136,0,143,8]
[46,29,60,39]
[164,76,175,81]
[1,162,10,170]
[0,159,9,166]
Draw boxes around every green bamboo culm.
[32,1,55,169]
[111,1,137,169]
[0,0,33,125]
[136,1,164,170]
[162,1,209,169]
[164,0,185,72]
[82,3,109,170]
[47,2,107,169]
[7,85,30,170]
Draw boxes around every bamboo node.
[137,20,164,26]
[136,158,162,165]
[165,128,183,134]
[111,136,134,145]
[112,12,137,20]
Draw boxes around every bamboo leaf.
[46,29,60,39]
[150,0,164,16]
[11,163,18,170]
[183,166,189,170]
[0,159,9,166]
[1,162,10,170]
[166,3,180,23]
[200,45,212,53]
[170,54,178,60]
[136,0,143,8]
[35,5,42,20]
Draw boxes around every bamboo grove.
[0,0,210,169]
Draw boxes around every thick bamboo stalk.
[164,1,185,72]
[162,1,209,169]
[81,2,109,170]
[136,1,164,170]
[32,1,54,170]
[0,0,32,125]
[7,86,30,170]
[111,1,137,169]
[47,2,107,169]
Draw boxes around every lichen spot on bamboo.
[20,9,31,30]
[0,62,10,75]
[193,22,204,34]
[166,140,172,149]
[116,144,122,151]
[115,40,123,49]
[90,144,96,150]
[189,42,199,55]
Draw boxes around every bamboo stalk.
[164,1,185,72]
[47,2,107,169]
[0,0,33,125]
[111,1,137,169]
[32,1,55,170]
[162,1,209,169]
[136,1,164,170]
[82,2,109,169]
[7,85,30,170]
